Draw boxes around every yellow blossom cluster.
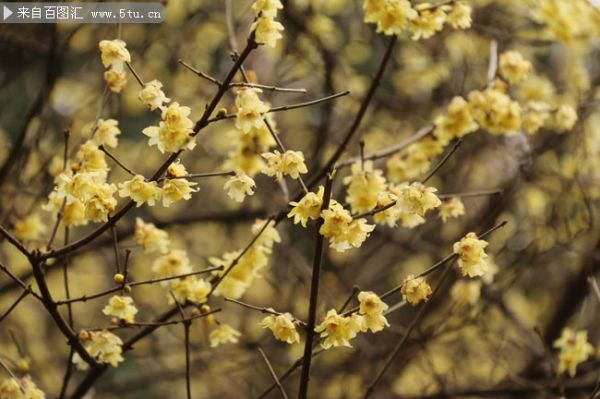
[102,295,138,323]
[134,218,170,253]
[74,330,124,369]
[378,182,441,228]
[223,172,256,203]
[386,137,444,182]
[434,96,478,145]
[260,312,300,344]
[438,196,465,222]
[235,88,270,134]
[320,201,375,252]
[499,50,532,85]
[343,161,387,213]
[12,213,46,243]
[531,0,600,42]
[93,118,121,148]
[210,219,280,298]
[209,324,241,348]
[142,102,196,153]
[401,274,432,305]
[553,328,595,377]
[250,0,284,47]
[98,39,130,93]
[363,0,472,40]
[139,79,170,111]
[44,142,117,226]
[468,81,522,135]
[0,376,45,399]
[288,186,325,227]
[453,232,489,278]
[262,150,308,180]
[315,291,389,349]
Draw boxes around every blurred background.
[1,0,600,397]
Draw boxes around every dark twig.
[258,348,289,399]
[0,290,29,323]
[421,139,462,184]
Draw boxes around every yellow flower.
[166,159,188,178]
[393,182,441,228]
[252,219,281,249]
[134,218,170,254]
[251,15,284,47]
[235,88,270,134]
[75,330,124,369]
[450,280,481,305]
[102,295,138,323]
[288,186,324,227]
[499,51,532,85]
[446,1,472,30]
[139,79,170,111]
[93,118,121,148]
[151,249,193,281]
[549,104,578,132]
[401,275,432,305]
[118,175,161,207]
[161,178,198,207]
[260,312,300,344]
[209,324,241,347]
[522,101,551,135]
[169,276,211,304]
[320,201,374,252]
[453,232,489,278]
[363,0,418,36]
[224,172,256,202]
[409,3,450,40]
[98,39,131,72]
[262,150,308,180]
[143,102,196,153]
[438,196,465,222]
[553,328,594,377]
[104,69,127,93]
[84,183,118,223]
[315,309,363,349]
[343,161,387,213]
[76,141,109,174]
[468,83,522,135]
[433,96,478,145]
[252,0,283,17]
[357,291,389,332]
[372,191,401,227]
[0,376,45,399]
[13,213,46,241]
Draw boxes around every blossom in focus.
[357,291,389,332]
[93,118,121,148]
[260,312,300,344]
[315,309,363,349]
[235,88,269,134]
[75,330,124,369]
[401,275,432,305]
[161,177,198,207]
[553,328,594,377]
[104,69,127,93]
[118,175,161,207]
[453,232,489,278]
[288,186,324,227]
[262,150,308,180]
[343,161,387,213]
[98,39,131,72]
[251,15,284,47]
[224,172,256,202]
[102,295,138,323]
[139,79,171,111]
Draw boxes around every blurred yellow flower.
[209,324,241,347]
[260,312,300,344]
[102,295,138,323]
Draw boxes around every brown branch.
[0,225,30,257]
[258,348,289,399]
[0,290,29,323]
[224,297,307,326]
[297,174,333,399]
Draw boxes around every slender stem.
[297,175,333,399]
[421,139,462,184]
[229,82,307,93]
[184,321,192,399]
[0,262,42,301]
[0,290,29,323]
[224,297,307,326]
[0,225,30,257]
[178,59,222,86]
[438,189,503,199]
[99,146,137,176]
[125,61,145,87]
[363,261,454,398]
[158,171,236,182]
[258,348,289,399]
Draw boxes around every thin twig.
[0,290,29,323]
[178,59,222,86]
[258,348,289,399]
[125,61,145,87]
[297,174,333,399]
[224,297,307,326]
[229,82,307,93]
[99,146,137,176]
[438,189,503,199]
[0,225,30,257]
[421,139,462,184]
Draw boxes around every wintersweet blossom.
[104,69,127,93]
[553,328,594,377]
[393,182,441,228]
[252,219,281,249]
[320,201,375,252]
[453,232,489,278]
[235,88,269,134]
[343,161,387,213]
[260,312,300,344]
[134,218,170,254]
[161,177,198,207]
[152,249,193,281]
[409,3,450,40]
[98,39,131,72]
[549,104,578,132]
[450,280,482,306]
[434,96,478,144]
[75,330,124,369]
[139,79,170,111]
[315,309,364,349]
[102,295,138,323]
[262,150,308,180]
[118,175,161,207]
[13,213,46,242]
[288,186,324,227]
[363,0,418,36]
[209,324,241,347]
[438,196,465,222]
[143,102,196,153]
[499,51,532,84]
[468,82,522,135]
[93,118,121,148]
[224,172,256,202]
[357,291,389,332]
[0,376,45,399]
[251,15,284,47]
[401,275,432,305]
[169,276,211,304]
[446,1,472,30]
[252,0,283,17]
[76,141,109,174]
